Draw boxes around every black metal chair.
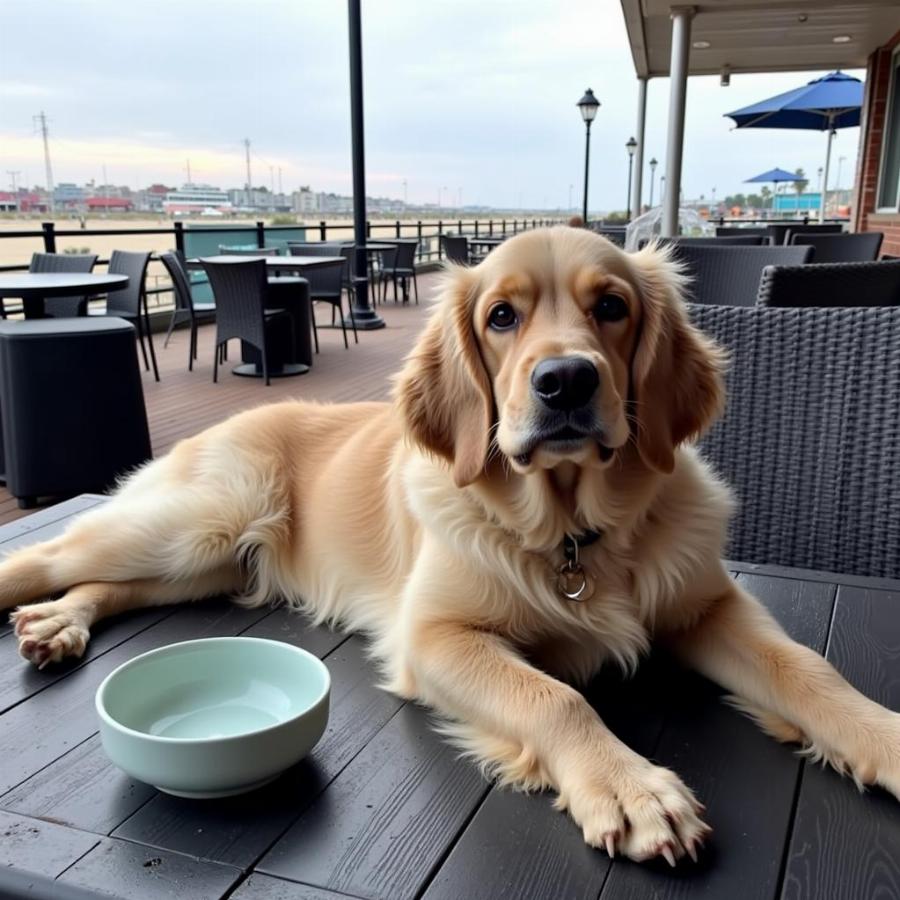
[672,244,813,306]
[28,252,98,319]
[787,232,884,262]
[90,250,158,381]
[441,235,471,265]
[302,259,357,350]
[757,259,900,308]
[691,303,900,579]
[379,241,419,304]
[201,259,295,386]
[675,235,769,246]
[160,252,216,371]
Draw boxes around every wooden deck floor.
[0,273,441,526]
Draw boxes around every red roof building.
[86,197,134,211]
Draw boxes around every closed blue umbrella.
[726,72,864,222]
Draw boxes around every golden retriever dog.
[2,227,898,865]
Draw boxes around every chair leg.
[164,311,178,348]
[142,297,160,382]
[311,304,320,354]
[338,303,349,349]
[135,315,150,371]
[188,322,197,371]
[347,295,358,344]
[213,339,220,383]
[413,271,419,305]
[393,275,399,304]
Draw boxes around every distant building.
[54,183,86,209]
[163,183,233,215]
[17,192,49,213]
[773,192,822,213]
[292,187,318,214]
[0,192,17,212]
[86,196,134,211]
[136,184,172,212]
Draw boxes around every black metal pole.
[626,156,634,220]
[582,121,592,224]
[347,0,384,330]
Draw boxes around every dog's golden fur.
[3,227,898,864]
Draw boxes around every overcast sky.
[0,0,863,211]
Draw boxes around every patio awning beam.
[631,77,648,220]
[662,7,694,236]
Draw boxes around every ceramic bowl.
[95,636,330,798]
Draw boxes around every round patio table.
[0,272,130,319]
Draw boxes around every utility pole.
[186,159,192,183]
[278,167,283,195]
[243,137,252,196]
[102,165,108,198]
[6,171,21,193]
[34,111,55,211]
[402,179,407,205]
[270,166,275,194]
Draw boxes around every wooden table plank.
[111,634,403,869]
[230,873,364,899]
[0,809,100,881]
[58,836,241,900]
[597,574,835,900]
[0,601,272,796]
[257,703,488,900]
[780,585,900,900]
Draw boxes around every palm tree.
[760,186,772,209]
[793,168,809,195]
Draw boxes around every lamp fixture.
[832,35,852,44]
[692,40,711,49]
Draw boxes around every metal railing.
[0,218,562,314]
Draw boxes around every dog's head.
[395,227,725,487]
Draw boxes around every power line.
[6,171,21,193]
[243,138,252,192]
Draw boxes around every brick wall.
[854,30,900,256]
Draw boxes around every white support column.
[631,77,648,220]
[661,6,695,237]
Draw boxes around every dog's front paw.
[12,602,90,668]
[562,759,710,864]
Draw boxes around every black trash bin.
[0,318,152,508]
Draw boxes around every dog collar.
[562,529,603,564]
[556,529,602,602]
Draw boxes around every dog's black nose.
[531,357,599,410]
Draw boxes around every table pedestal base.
[232,363,309,378]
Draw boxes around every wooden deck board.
[0,278,440,526]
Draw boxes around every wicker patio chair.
[673,244,813,306]
[715,226,769,239]
[286,242,345,257]
[159,252,216,370]
[217,246,280,256]
[767,222,842,245]
[302,258,357,350]
[201,258,295,386]
[756,259,900,308]
[28,252,98,318]
[89,250,158,381]
[787,232,884,262]
[690,303,900,579]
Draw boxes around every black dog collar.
[562,529,603,563]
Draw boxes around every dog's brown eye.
[488,302,518,331]
[594,294,628,323]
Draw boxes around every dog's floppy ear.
[629,244,726,474]
[394,267,493,487]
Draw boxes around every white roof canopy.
[619,0,899,78]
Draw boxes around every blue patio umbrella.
[726,72,864,221]
[744,168,803,210]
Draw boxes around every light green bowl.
[95,636,330,798]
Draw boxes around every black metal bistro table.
[189,256,344,378]
[1,495,899,899]
[0,273,130,320]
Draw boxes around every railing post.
[437,221,443,260]
[501,218,506,235]
[416,221,423,262]
[489,219,494,236]
[319,220,327,241]
[41,222,56,253]
[457,219,463,235]
[475,219,480,236]
[256,220,265,248]
[173,221,185,254]
[513,219,518,235]
[366,220,372,238]
[395,219,401,238]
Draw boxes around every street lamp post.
[625,137,637,219]
[576,89,600,223]
[648,157,658,207]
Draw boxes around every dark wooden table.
[1,495,899,900]
[0,273,130,320]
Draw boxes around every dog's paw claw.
[15,602,89,667]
